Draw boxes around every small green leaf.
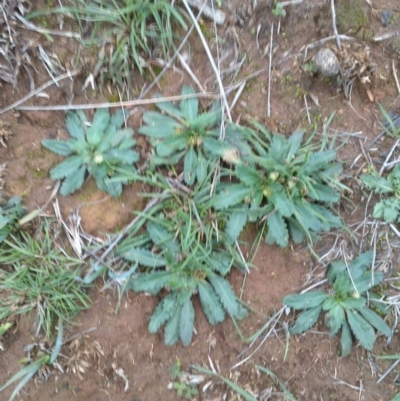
[327,304,345,336]
[180,85,198,121]
[352,271,384,293]
[286,128,303,161]
[226,210,248,243]
[164,306,181,346]
[212,184,251,210]
[103,149,139,165]
[208,251,233,275]
[307,183,340,202]
[42,139,74,156]
[140,112,184,138]
[348,251,373,278]
[341,297,366,309]
[50,155,84,180]
[198,281,225,325]
[131,271,173,295]
[373,198,400,222]
[283,291,329,310]
[266,212,289,247]
[269,188,294,217]
[147,221,179,253]
[302,149,336,175]
[86,108,110,145]
[191,106,221,129]
[235,164,261,187]
[196,152,208,183]
[346,309,375,351]
[149,294,177,333]
[184,145,197,185]
[156,135,187,157]
[121,248,166,267]
[209,275,240,317]
[154,95,185,121]
[66,110,86,140]
[289,306,322,334]
[180,298,195,346]
[341,319,352,356]
[59,165,86,195]
[360,174,393,194]
[358,307,392,338]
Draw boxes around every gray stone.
[381,9,392,27]
[313,48,340,78]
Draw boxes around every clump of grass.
[28,0,188,85]
[0,219,90,338]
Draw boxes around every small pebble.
[381,9,392,27]
[312,48,340,78]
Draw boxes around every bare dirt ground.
[1,0,400,400]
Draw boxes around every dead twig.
[330,0,341,50]
[392,59,400,96]
[267,23,274,118]
[15,92,220,112]
[0,69,80,114]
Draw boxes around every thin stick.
[304,94,311,125]
[379,138,400,176]
[140,1,207,99]
[267,23,274,118]
[0,70,79,114]
[15,13,81,39]
[330,0,341,50]
[15,92,220,112]
[181,0,232,123]
[177,52,207,93]
[392,59,400,95]
[377,359,400,384]
[229,81,246,111]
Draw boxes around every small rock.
[313,48,340,78]
[381,9,392,27]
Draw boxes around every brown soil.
[1,0,400,400]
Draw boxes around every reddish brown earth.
[1,0,400,400]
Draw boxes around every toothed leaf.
[180,298,195,346]
[121,248,166,268]
[131,271,173,295]
[289,306,322,334]
[358,307,392,338]
[184,145,197,185]
[266,212,289,247]
[198,281,225,325]
[209,275,240,317]
[164,306,181,346]
[59,165,86,195]
[180,85,198,121]
[346,309,375,351]
[42,139,73,156]
[50,155,84,180]
[283,291,329,310]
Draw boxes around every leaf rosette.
[139,85,244,185]
[42,108,139,197]
[212,122,345,247]
[283,252,392,356]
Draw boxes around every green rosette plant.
[0,194,25,244]
[360,164,400,223]
[283,251,392,356]
[42,108,139,197]
[211,121,345,247]
[138,85,242,185]
[117,174,248,346]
